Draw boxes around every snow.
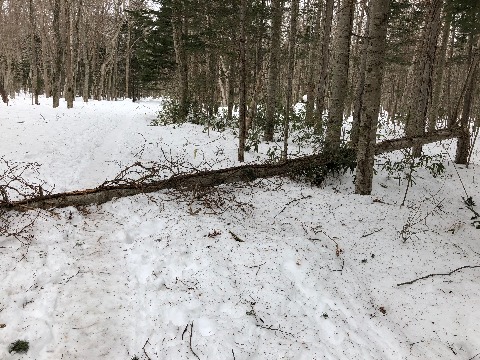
[1,94,480,360]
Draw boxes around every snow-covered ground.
[1,95,479,360]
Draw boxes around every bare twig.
[189,322,200,360]
[181,324,189,340]
[229,230,244,242]
[256,324,294,337]
[397,265,480,286]
[275,194,312,218]
[361,228,383,238]
[142,338,152,360]
[468,352,480,360]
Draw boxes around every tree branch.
[397,265,480,286]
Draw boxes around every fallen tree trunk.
[1,128,463,211]
[374,127,462,154]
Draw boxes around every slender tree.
[325,0,356,151]
[355,0,390,195]
[264,0,284,141]
[283,0,300,160]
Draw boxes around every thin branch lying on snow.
[397,265,480,286]
[256,324,295,337]
[142,338,152,360]
[468,352,480,360]
[189,322,200,360]
[274,194,312,218]
[0,157,52,243]
[361,228,383,238]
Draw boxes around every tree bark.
[29,0,40,105]
[355,0,390,195]
[264,0,284,141]
[405,0,442,157]
[305,3,321,127]
[325,0,355,150]
[427,17,449,131]
[238,0,247,162]
[65,0,75,108]
[314,0,334,133]
[282,0,300,160]
[171,1,189,121]
[455,36,480,165]
[1,128,464,212]
[52,0,62,108]
[350,9,371,148]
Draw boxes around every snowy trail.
[1,96,480,359]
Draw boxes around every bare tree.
[325,0,356,151]
[355,0,390,195]
[264,0,284,141]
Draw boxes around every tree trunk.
[455,36,480,165]
[65,0,75,108]
[52,0,62,108]
[350,9,371,148]
[405,0,442,157]
[325,0,355,150]
[355,0,390,195]
[305,3,321,127]
[315,0,334,134]
[29,0,39,105]
[238,0,247,162]
[171,2,189,121]
[264,0,284,141]
[282,0,299,160]
[427,17,449,131]
[2,129,463,212]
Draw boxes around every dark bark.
[264,0,284,141]
[314,0,334,133]
[405,0,442,157]
[52,0,62,108]
[238,0,247,162]
[1,129,464,212]
[374,128,462,155]
[455,36,479,165]
[282,0,299,160]
[355,0,389,195]
[325,0,355,150]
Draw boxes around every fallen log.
[0,127,463,211]
[374,127,462,155]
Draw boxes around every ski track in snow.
[1,96,480,359]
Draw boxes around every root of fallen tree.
[0,128,462,212]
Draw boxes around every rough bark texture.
[355,0,389,195]
[405,0,442,157]
[428,17,450,131]
[1,129,463,212]
[374,128,462,155]
[325,0,355,150]
[282,0,299,160]
[29,0,40,105]
[172,2,189,121]
[350,10,370,148]
[238,0,247,162]
[264,0,283,141]
[314,0,334,133]
[65,0,75,108]
[52,0,62,108]
[455,36,480,164]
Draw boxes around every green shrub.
[379,151,446,186]
[8,340,29,354]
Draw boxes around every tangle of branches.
[0,157,50,244]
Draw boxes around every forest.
[1,0,479,196]
[1,1,480,359]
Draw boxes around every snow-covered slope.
[1,95,479,359]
